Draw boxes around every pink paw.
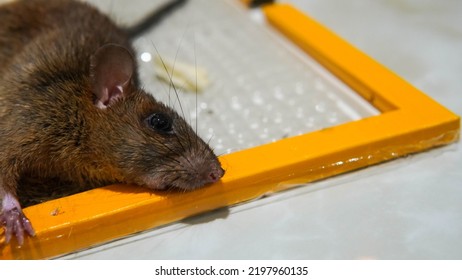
[1,192,36,245]
[1,207,35,246]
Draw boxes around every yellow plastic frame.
[1,4,459,259]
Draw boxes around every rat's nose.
[208,168,224,183]
[206,166,225,184]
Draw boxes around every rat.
[0,0,224,246]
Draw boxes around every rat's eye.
[147,113,173,133]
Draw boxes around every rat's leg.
[1,191,35,245]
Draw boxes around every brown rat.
[0,0,224,245]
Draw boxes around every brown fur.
[0,0,223,213]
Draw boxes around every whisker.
[203,133,217,156]
[155,169,189,174]
[169,28,189,121]
[160,154,181,165]
[151,43,185,119]
[168,175,183,187]
[193,30,200,151]
[171,26,198,151]
[151,138,183,162]
[149,40,172,107]
[205,133,214,149]
[215,151,227,157]
[172,127,188,154]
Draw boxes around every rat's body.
[0,0,224,245]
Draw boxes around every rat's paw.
[1,208,35,245]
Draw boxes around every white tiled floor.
[61,0,461,259]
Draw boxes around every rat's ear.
[90,44,135,109]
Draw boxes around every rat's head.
[89,44,224,190]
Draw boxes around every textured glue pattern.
[132,0,378,155]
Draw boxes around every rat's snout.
[193,159,224,187]
[175,150,225,189]
[205,165,225,184]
